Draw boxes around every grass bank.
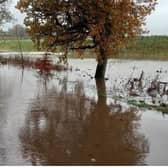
[0,39,36,52]
[120,36,168,60]
[0,36,168,60]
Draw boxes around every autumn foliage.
[17,0,157,77]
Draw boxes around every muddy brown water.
[0,59,168,165]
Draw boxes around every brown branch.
[70,43,97,50]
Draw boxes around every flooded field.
[0,58,168,165]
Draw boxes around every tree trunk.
[95,79,107,105]
[95,48,107,79]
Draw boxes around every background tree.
[0,0,12,27]
[17,0,157,78]
[7,24,28,38]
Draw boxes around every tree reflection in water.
[19,74,149,165]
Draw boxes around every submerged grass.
[128,100,168,113]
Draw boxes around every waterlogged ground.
[0,58,168,165]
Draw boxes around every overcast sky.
[5,0,168,35]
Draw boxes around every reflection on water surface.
[0,59,168,165]
[19,77,148,165]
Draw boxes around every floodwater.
[0,58,168,165]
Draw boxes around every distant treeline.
[0,24,29,39]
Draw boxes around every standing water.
[0,58,168,165]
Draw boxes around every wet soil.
[0,58,168,165]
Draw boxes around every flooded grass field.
[0,57,168,165]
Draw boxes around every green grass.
[0,39,36,52]
[1,36,168,60]
[119,36,168,60]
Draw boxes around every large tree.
[0,0,12,27]
[17,0,157,78]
